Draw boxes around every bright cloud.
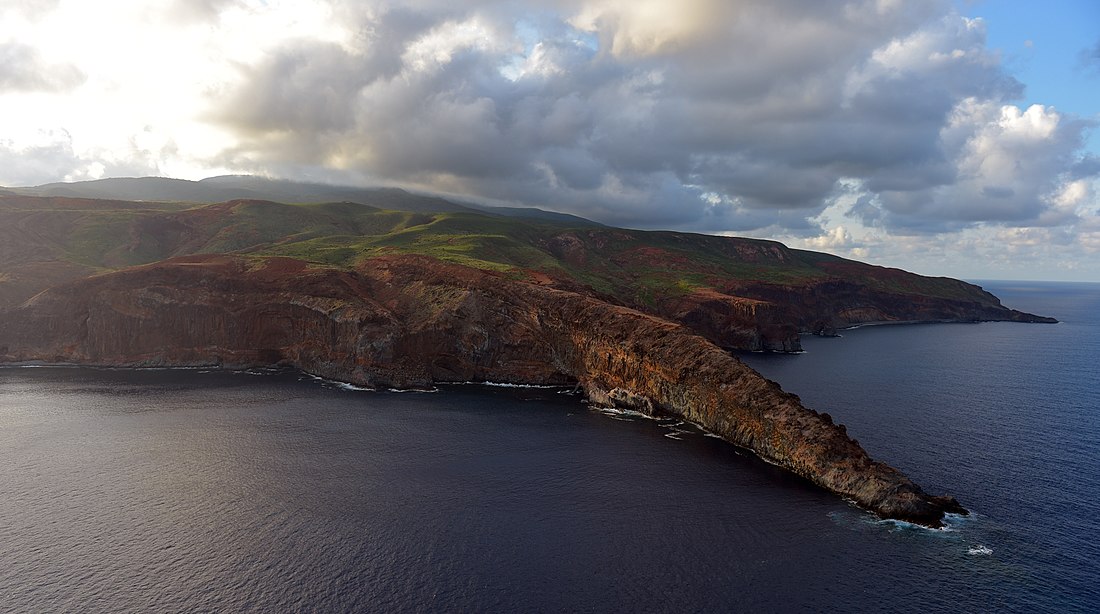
[568,0,736,57]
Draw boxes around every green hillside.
[0,194,1000,316]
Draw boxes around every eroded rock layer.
[0,254,967,526]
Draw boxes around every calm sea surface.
[1,281,1097,612]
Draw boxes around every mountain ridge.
[0,253,969,526]
[0,179,1057,527]
[6,175,601,226]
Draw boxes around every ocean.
[1,280,1097,612]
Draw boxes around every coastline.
[0,255,1018,527]
[0,351,968,528]
[830,316,1059,332]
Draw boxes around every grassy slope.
[0,195,1001,310]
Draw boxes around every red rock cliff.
[0,254,966,526]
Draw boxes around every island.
[0,177,1056,527]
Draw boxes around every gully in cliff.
[0,255,979,528]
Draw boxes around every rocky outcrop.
[659,289,803,352]
[653,278,1056,353]
[0,254,967,526]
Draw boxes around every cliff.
[0,254,967,526]
[0,195,1054,352]
[660,276,1053,351]
[0,190,1056,527]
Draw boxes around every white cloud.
[569,0,736,57]
[0,129,164,186]
[0,42,84,92]
[402,17,510,73]
[803,226,856,250]
[0,0,349,183]
[1080,217,1100,253]
[863,100,1095,230]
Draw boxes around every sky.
[1,0,1098,281]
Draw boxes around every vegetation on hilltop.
[0,192,1042,341]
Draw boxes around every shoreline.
[830,316,1058,332]
[0,357,967,527]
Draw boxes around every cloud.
[568,0,738,58]
[1080,39,1100,74]
[0,42,85,92]
[166,0,236,22]
[0,130,160,186]
[861,101,1098,232]
[1079,213,1100,253]
[205,0,1093,239]
[0,132,83,186]
[1,0,60,17]
[1,0,1097,281]
[804,225,856,250]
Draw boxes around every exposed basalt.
[653,279,1056,352]
[0,254,968,527]
[658,289,802,352]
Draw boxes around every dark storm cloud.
[211,0,1095,235]
[0,42,85,92]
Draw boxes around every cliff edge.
[0,254,968,526]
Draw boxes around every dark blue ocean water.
[1,281,1097,612]
[740,280,1100,612]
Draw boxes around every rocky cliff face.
[0,254,967,526]
[651,278,1055,352]
[0,194,1054,353]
